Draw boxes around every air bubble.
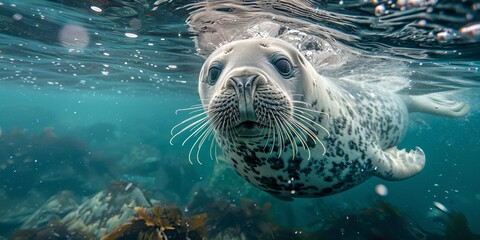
[396,0,407,7]
[12,13,22,21]
[58,24,90,48]
[433,201,448,212]
[435,30,455,43]
[90,6,102,13]
[460,23,480,41]
[374,4,386,16]
[375,184,388,196]
[125,32,138,38]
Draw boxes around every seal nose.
[230,74,257,122]
[231,75,256,96]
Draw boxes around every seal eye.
[207,66,222,85]
[274,58,292,77]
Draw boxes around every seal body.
[196,37,467,199]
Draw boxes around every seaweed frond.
[102,205,207,240]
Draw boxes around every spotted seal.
[172,37,469,200]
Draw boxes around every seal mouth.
[237,121,258,129]
[236,121,265,138]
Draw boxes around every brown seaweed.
[308,200,429,240]
[200,198,276,239]
[432,210,480,240]
[101,205,207,240]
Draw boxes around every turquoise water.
[0,0,479,239]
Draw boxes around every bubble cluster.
[370,0,480,43]
[372,0,438,17]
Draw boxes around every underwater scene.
[0,0,479,239]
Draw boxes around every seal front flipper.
[373,146,426,181]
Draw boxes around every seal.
[172,37,469,200]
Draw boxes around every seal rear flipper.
[373,146,426,181]
[402,93,470,117]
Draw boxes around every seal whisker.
[170,115,209,145]
[188,125,214,165]
[227,124,241,148]
[263,118,275,151]
[183,107,207,115]
[215,115,235,134]
[280,115,310,160]
[292,110,320,130]
[269,119,278,155]
[195,125,215,164]
[292,107,317,121]
[292,102,331,118]
[287,117,307,159]
[209,111,229,131]
[209,133,219,163]
[181,117,211,146]
[275,113,299,159]
[295,121,327,156]
[295,107,331,120]
[293,110,331,138]
[270,112,285,158]
[286,118,313,160]
[260,114,277,154]
[291,100,311,105]
[292,117,327,155]
[293,113,329,155]
[170,110,209,136]
[279,117,298,159]
[174,104,204,114]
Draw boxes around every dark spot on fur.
[256,176,283,191]
[322,187,333,194]
[267,157,284,170]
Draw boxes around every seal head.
[199,38,319,142]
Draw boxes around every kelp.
[192,196,277,239]
[101,205,207,240]
[432,210,480,240]
[307,200,429,240]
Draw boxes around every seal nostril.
[231,74,257,93]
[237,83,244,93]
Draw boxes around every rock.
[21,191,78,229]
[62,181,151,238]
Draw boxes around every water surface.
[0,0,479,239]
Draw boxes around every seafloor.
[0,128,479,240]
